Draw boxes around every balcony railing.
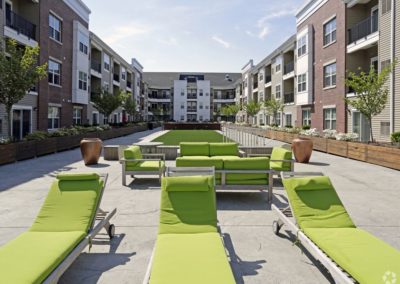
[5,9,36,40]
[214,95,235,100]
[284,93,294,104]
[149,95,171,100]
[284,61,294,74]
[113,74,120,82]
[253,81,258,89]
[187,94,197,99]
[265,75,271,84]
[348,15,378,45]
[187,107,197,112]
[91,60,101,73]
[127,81,132,88]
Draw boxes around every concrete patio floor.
[0,128,399,283]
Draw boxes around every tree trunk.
[369,118,374,143]
[6,106,12,140]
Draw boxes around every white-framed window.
[382,0,391,14]
[275,85,281,99]
[324,63,337,88]
[48,106,60,130]
[276,112,281,126]
[181,103,184,109]
[323,108,336,130]
[199,115,203,121]
[73,107,82,125]
[78,31,88,54]
[49,14,62,42]
[104,82,109,91]
[297,35,307,57]
[48,59,61,86]
[302,109,311,126]
[199,89,203,96]
[259,91,264,101]
[275,57,282,73]
[92,112,99,125]
[259,73,264,81]
[297,73,307,92]
[104,54,110,71]
[121,67,126,81]
[181,89,185,96]
[78,71,87,91]
[285,114,292,127]
[180,115,184,121]
[199,103,203,109]
[323,17,336,46]
[205,105,209,109]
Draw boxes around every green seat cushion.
[176,156,223,169]
[224,157,270,185]
[165,176,211,192]
[304,228,400,284]
[0,231,85,284]
[124,146,143,167]
[216,155,241,161]
[126,161,165,172]
[159,176,217,234]
[149,232,235,284]
[282,176,355,229]
[180,142,210,156]
[270,147,293,171]
[209,143,239,157]
[30,174,103,232]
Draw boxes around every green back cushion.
[209,143,238,156]
[283,176,355,229]
[224,157,270,185]
[159,176,217,234]
[180,143,210,156]
[270,147,292,171]
[124,146,143,167]
[30,173,103,232]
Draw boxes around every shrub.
[323,129,337,139]
[0,137,12,145]
[391,132,400,143]
[24,131,49,141]
[302,125,311,130]
[335,132,359,141]
[300,128,320,137]
[285,125,293,129]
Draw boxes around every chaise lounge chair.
[143,167,236,284]
[0,173,116,284]
[272,172,400,283]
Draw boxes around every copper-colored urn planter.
[292,138,313,163]
[80,138,103,165]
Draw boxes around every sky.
[84,0,307,73]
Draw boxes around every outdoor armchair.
[248,147,294,173]
[121,145,165,185]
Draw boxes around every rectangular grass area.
[152,130,228,145]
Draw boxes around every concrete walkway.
[0,128,399,283]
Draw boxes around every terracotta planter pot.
[347,142,367,162]
[292,138,313,163]
[327,139,348,157]
[36,138,57,156]
[0,143,16,165]
[80,138,103,165]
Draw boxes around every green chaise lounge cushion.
[270,147,292,171]
[126,161,165,172]
[224,157,270,185]
[180,142,210,156]
[124,146,143,168]
[304,228,400,284]
[159,176,217,234]
[209,143,239,157]
[149,232,236,284]
[0,231,85,284]
[282,176,355,229]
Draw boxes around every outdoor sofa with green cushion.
[247,146,294,172]
[0,173,116,284]
[144,175,235,284]
[272,174,400,283]
[176,142,273,200]
[120,145,165,185]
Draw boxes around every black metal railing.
[113,74,120,82]
[253,81,258,89]
[91,60,101,73]
[6,9,36,40]
[214,95,235,100]
[284,93,294,104]
[284,61,294,74]
[187,94,197,99]
[127,81,132,88]
[265,75,271,83]
[187,107,197,112]
[348,16,378,44]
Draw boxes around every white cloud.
[212,35,231,49]
[258,26,270,39]
[158,37,178,46]
[103,24,149,45]
[257,8,297,27]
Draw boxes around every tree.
[123,95,137,122]
[91,89,125,124]
[345,62,395,142]
[244,101,261,124]
[228,104,240,122]
[264,99,284,126]
[0,39,47,138]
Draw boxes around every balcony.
[284,61,294,75]
[187,107,197,112]
[91,60,101,73]
[127,81,132,89]
[284,93,294,104]
[5,9,37,46]
[264,75,272,87]
[253,81,258,90]
[187,94,197,100]
[347,16,379,53]
[113,74,120,82]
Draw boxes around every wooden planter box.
[36,138,57,156]
[283,132,297,144]
[347,142,368,162]
[274,131,285,142]
[56,136,75,152]
[0,143,16,165]
[16,141,36,161]
[265,130,272,139]
[367,144,400,170]
[327,139,348,157]
[310,136,328,152]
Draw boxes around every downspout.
[390,0,395,133]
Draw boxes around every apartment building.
[131,58,144,121]
[143,72,240,122]
[236,60,254,123]
[88,32,137,125]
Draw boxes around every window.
[297,35,307,57]
[206,93,209,96]
[259,73,264,81]
[259,91,264,101]
[104,82,109,91]
[297,73,307,92]
[380,122,390,136]
[180,115,184,121]
[199,89,203,96]
[121,67,126,81]
[181,89,185,96]
[275,64,281,73]
[78,31,88,54]
[49,14,61,42]
[73,108,82,125]
[275,85,281,99]
[48,107,60,129]
[181,104,184,109]
[205,105,209,109]
[381,59,391,71]
[323,18,336,46]
[323,108,336,130]
[382,0,391,14]
[285,114,292,127]
[92,113,99,125]
[104,54,110,71]
[276,113,281,126]
[78,71,87,91]
[302,109,311,126]
[199,116,203,121]
[48,60,61,86]
[199,103,203,109]
[324,63,337,88]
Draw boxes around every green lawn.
[152,130,227,145]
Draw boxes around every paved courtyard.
[0,128,399,283]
